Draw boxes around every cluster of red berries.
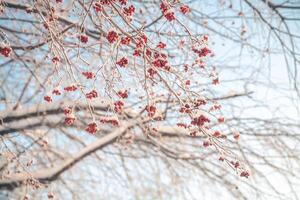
[117,90,128,99]
[117,57,128,67]
[193,46,212,58]
[152,52,170,71]
[82,71,95,79]
[52,56,60,64]
[203,139,211,147]
[209,103,222,112]
[121,37,131,45]
[233,131,240,140]
[100,118,119,126]
[133,35,148,56]
[106,31,119,44]
[218,116,225,123]
[194,98,207,107]
[78,34,88,43]
[93,2,103,12]
[63,108,75,125]
[64,85,77,92]
[157,42,166,49]
[185,80,191,86]
[52,89,61,95]
[180,5,190,14]
[44,95,52,102]
[160,3,175,21]
[179,104,191,114]
[191,115,210,127]
[212,77,219,85]
[176,123,189,129]
[93,0,128,13]
[232,161,240,168]
[146,105,156,117]
[85,122,98,134]
[86,90,98,99]
[119,0,127,5]
[123,5,135,16]
[213,131,221,137]
[99,0,112,5]
[133,49,141,57]
[114,100,124,113]
[147,68,157,78]
[240,171,250,178]
[0,46,12,57]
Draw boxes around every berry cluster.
[85,122,98,134]
[0,46,12,57]
[100,117,119,126]
[78,34,88,43]
[146,105,156,117]
[191,115,210,127]
[63,108,75,125]
[64,85,77,92]
[180,5,190,14]
[107,31,119,44]
[117,57,128,67]
[82,71,95,79]
[117,90,128,99]
[160,3,175,21]
[86,90,98,99]
[114,100,124,113]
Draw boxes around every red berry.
[203,140,210,147]
[160,3,175,21]
[114,100,124,113]
[212,78,220,85]
[240,170,250,178]
[85,90,98,99]
[64,85,77,92]
[203,35,209,41]
[146,105,156,117]
[123,5,135,16]
[52,89,61,95]
[133,49,141,57]
[65,116,75,125]
[117,57,128,67]
[164,11,175,21]
[157,42,166,49]
[52,56,60,64]
[193,47,211,57]
[119,0,127,5]
[44,95,52,102]
[117,90,128,99]
[213,131,221,137]
[233,131,240,140]
[121,37,131,45]
[78,34,88,43]
[218,117,225,123]
[93,2,103,12]
[0,46,12,57]
[100,117,119,126]
[180,5,190,14]
[191,115,210,127]
[177,123,188,129]
[85,122,98,134]
[147,68,157,77]
[63,108,72,115]
[82,71,95,79]
[106,31,119,43]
